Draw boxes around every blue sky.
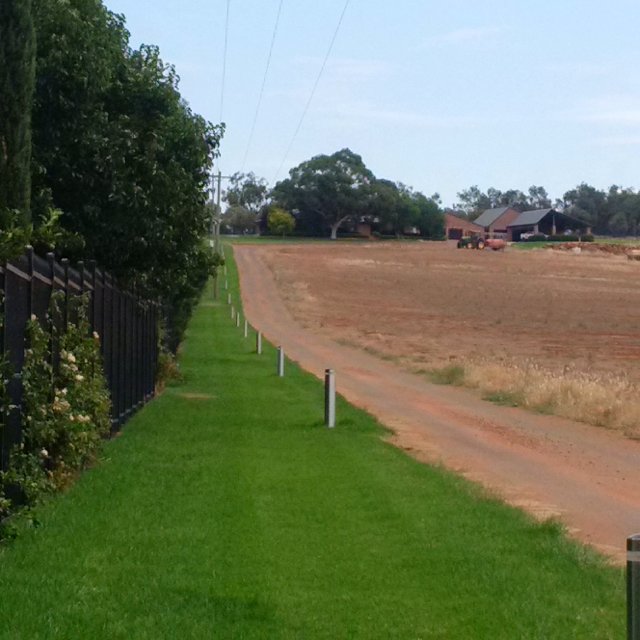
[106,0,640,206]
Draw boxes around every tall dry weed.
[456,359,640,437]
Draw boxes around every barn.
[444,212,484,240]
[507,209,591,241]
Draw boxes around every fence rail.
[0,247,158,470]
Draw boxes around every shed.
[444,212,484,240]
[507,209,591,241]
[473,207,521,238]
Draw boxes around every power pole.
[211,170,232,299]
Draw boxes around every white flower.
[40,448,49,458]
[30,314,37,322]
[75,374,84,382]
[92,331,100,340]
[67,353,76,364]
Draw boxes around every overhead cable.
[219,0,231,123]
[272,0,351,184]
[240,0,285,173]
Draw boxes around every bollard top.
[628,534,640,551]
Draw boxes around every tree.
[267,207,295,237]
[0,0,36,225]
[456,186,493,218]
[30,0,224,349]
[272,148,374,239]
[223,205,258,234]
[527,185,551,210]
[562,183,607,231]
[224,172,269,214]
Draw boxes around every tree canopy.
[25,0,224,348]
[272,148,375,239]
[0,0,36,225]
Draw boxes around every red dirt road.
[235,244,640,563]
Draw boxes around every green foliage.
[267,207,295,236]
[272,148,374,239]
[0,0,36,224]
[0,293,111,524]
[222,205,258,234]
[30,0,224,349]
[224,172,268,213]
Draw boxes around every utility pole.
[211,170,232,299]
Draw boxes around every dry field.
[259,241,640,434]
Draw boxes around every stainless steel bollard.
[277,347,284,377]
[629,534,640,639]
[256,331,263,355]
[324,369,336,428]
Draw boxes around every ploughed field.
[260,241,640,386]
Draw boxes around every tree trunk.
[330,216,349,240]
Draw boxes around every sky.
[105,0,640,207]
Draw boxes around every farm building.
[473,207,520,238]
[444,212,484,240]
[507,209,591,241]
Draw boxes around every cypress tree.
[0,0,36,225]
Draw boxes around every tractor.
[457,236,506,251]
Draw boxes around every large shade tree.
[0,0,36,225]
[272,148,374,239]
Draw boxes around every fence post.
[256,331,262,355]
[324,369,336,428]
[277,346,284,377]
[629,534,640,639]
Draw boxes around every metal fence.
[0,247,158,471]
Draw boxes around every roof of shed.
[510,208,555,227]
[473,207,511,227]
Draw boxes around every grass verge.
[0,246,625,638]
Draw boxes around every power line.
[272,0,351,184]
[219,0,231,123]
[240,0,285,173]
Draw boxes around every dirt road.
[235,244,640,563]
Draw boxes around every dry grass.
[437,358,640,437]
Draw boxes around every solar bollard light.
[629,534,640,640]
[236,313,241,328]
[227,293,231,305]
[231,306,235,320]
[256,331,263,355]
[225,279,228,290]
[277,347,285,377]
[324,369,336,428]
[244,319,248,338]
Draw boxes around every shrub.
[0,293,111,525]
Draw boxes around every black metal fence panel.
[0,248,158,469]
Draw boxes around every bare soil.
[234,242,640,562]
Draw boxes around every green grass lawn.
[0,248,625,639]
